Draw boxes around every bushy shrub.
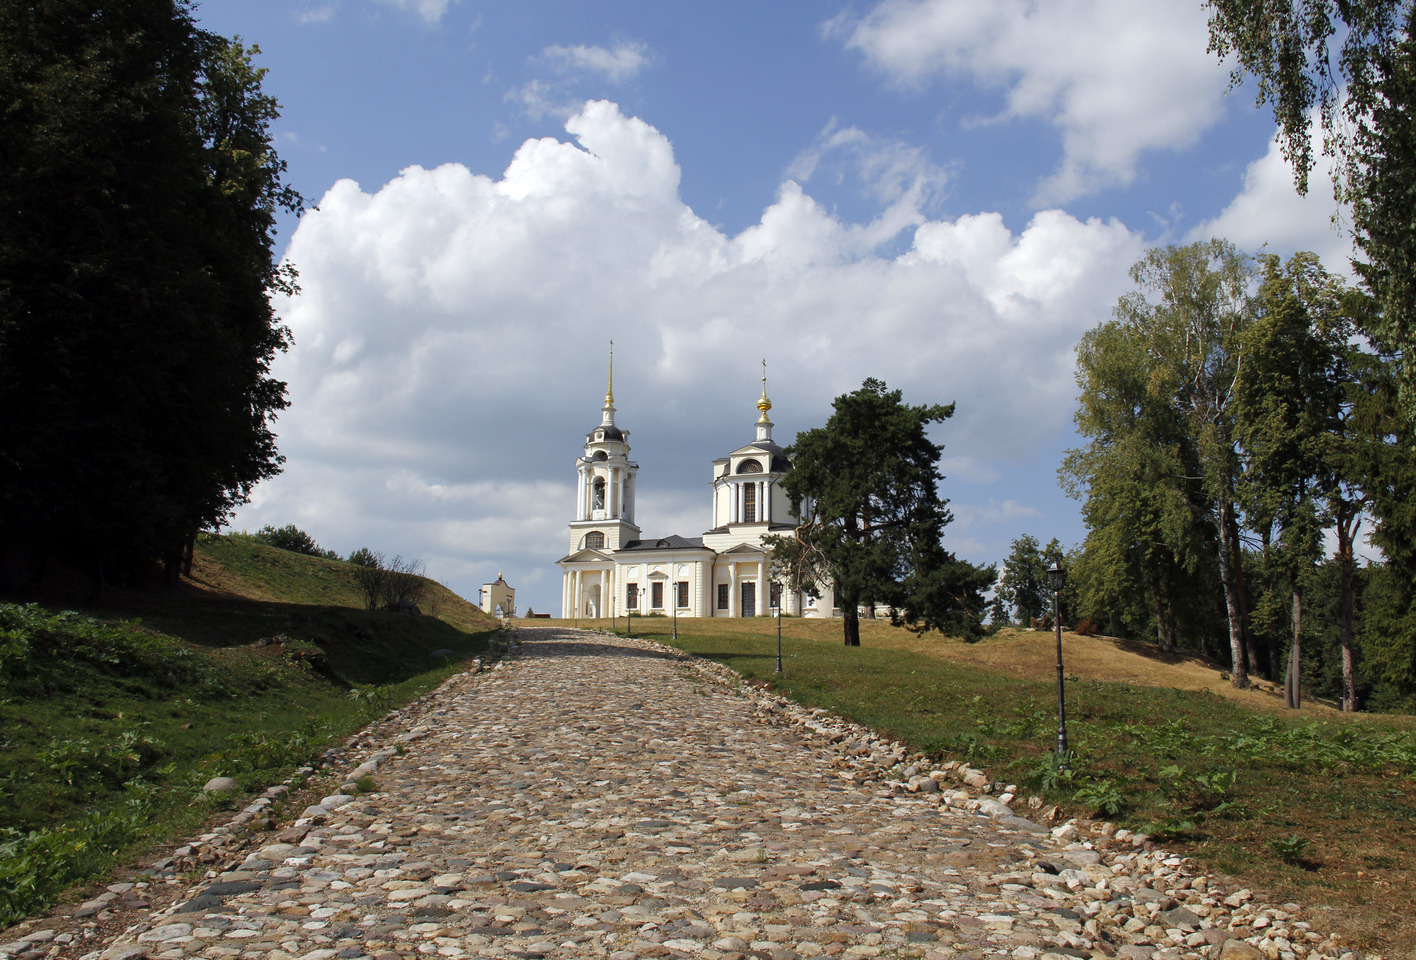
[251,524,338,559]
[1074,617,1097,637]
[347,547,379,568]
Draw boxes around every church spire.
[601,341,616,426]
[755,358,774,442]
[756,358,772,423]
[605,340,615,406]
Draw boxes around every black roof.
[588,424,625,441]
[620,534,708,551]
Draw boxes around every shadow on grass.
[1094,633,1224,669]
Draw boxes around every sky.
[195,0,1356,616]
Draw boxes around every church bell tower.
[567,347,641,555]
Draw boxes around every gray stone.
[202,776,239,794]
[975,797,1013,818]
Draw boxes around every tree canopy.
[1206,0,1416,415]
[0,0,301,589]
[770,379,992,647]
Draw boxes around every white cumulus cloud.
[1187,119,1354,274]
[829,0,1233,203]
[240,100,1144,613]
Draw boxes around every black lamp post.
[672,578,679,641]
[1048,561,1069,761]
[774,582,783,674]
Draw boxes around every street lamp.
[1048,561,1069,762]
[773,582,783,674]
[672,577,679,641]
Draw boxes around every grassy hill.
[561,614,1416,958]
[0,536,499,929]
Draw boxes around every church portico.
[556,358,815,619]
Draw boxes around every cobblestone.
[0,629,1376,960]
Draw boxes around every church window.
[677,581,689,608]
[583,531,605,549]
[743,482,757,523]
[737,459,763,474]
[626,583,639,609]
[717,584,729,610]
[592,477,606,509]
[651,581,664,609]
[593,451,608,461]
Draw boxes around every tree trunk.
[1227,511,1266,679]
[181,532,196,577]
[843,605,861,647]
[1150,570,1174,652]
[1216,502,1250,688]
[1165,560,1179,652]
[1336,503,1359,711]
[1285,585,1302,709]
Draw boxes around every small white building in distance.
[557,360,836,620]
[479,572,515,618]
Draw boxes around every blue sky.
[198,0,1355,615]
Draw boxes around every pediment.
[559,548,615,563]
[722,542,764,554]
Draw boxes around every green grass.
[0,538,498,928]
[617,618,1416,958]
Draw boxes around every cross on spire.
[605,340,615,406]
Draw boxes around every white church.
[557,365,835,620]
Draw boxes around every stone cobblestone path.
[37,628,1355,960]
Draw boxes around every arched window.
[592,451,608,461]
[584,531,605,549]
[743,481,757,522]
[736,459,763,474]
[592,477,606,509]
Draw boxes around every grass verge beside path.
[0,539,499,930]
[568,616,1416,958]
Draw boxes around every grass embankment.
[566,615,1416,958]
[0,535,498,928]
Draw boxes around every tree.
[0,1,300,591]
[1206,1,1416,416]
[770,379,992,646]
[1063,315,1216,655]
[998,535,1048,626]
[988,593,1010,628]
[1068,241,1258,686]
[1235,252,1380,708]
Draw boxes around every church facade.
[556,371,834,620]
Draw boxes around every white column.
[729,565,738,617]
[758,559,766,616]
[763,481,771,523]
[576,467,586,520]
[758,482,766,523]
[616,468,625,519]
[735,482,743,523]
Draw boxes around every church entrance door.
[741,581,756,617]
